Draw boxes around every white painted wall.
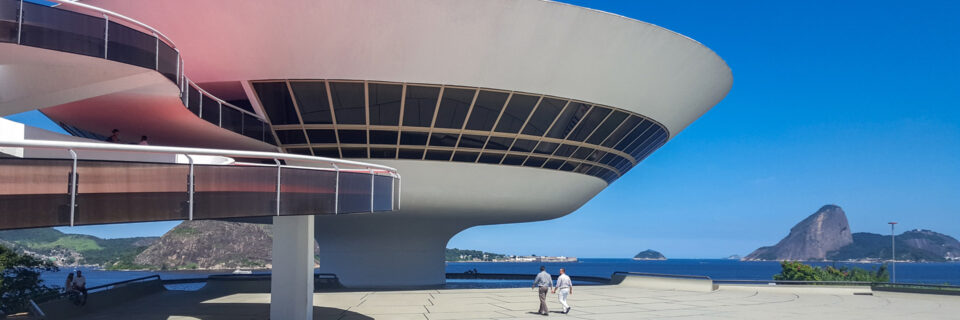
[34,0,734,287]
[312,159,607,287]
[83,0,733,138]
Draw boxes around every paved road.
[67,284,960,319]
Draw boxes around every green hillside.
[827,232,951,262]
[446,248,508,261]
[0,228,158,267]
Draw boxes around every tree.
[1,244,60,315]
[773,261,889,282]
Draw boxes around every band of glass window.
[251,80,670,184]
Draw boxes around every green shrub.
[773,261,889,282]
[1,245,60,314]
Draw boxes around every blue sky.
[7,0,959,258]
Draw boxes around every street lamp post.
[888,222,897,283]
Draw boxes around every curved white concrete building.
[1,0,731,288]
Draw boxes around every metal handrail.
[16,0,274,144]
[29,274,162,304]
[874,282,960,290]
[0,139,398,174]
[0,139,400,226]
[50,0,177,49]
[187,80,261,119]
[87,275,161,292]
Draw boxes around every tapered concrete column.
[271,215,315,320]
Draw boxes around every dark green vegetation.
[445,248,508,262]
[773,261,889,282]
[1,244,60,315]
[0,228,157,269]
[633,249,666,260]
[827,232,943,261]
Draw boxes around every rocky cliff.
[746,205,960,262]
[134,220,321,270]
[745,205,853,261]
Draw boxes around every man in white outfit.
[552,268,573,314]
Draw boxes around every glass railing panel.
[192,165,276,219]
[242,113,264,141]
[157,41,177,83]
[187,85,201,116]
[0,0,18,43]
[74,161,188,225]
[221,106,243,135]
[107,21,156,70]
[20,1,105,58]
[279,167,336,215]
[0,159,72,229]
[337,171,372,214]
[201,95,219,124]
[372,175,393,212]
[263,131,276,146]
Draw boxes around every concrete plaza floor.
[65,282,960,320]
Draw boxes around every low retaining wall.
[37,279,165,320]
[611,273,715,292]
[719,284,873,295]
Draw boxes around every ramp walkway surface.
[53,280,960,320]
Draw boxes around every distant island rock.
[633,249,666,260]
[746,205,960,262]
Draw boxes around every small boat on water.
[232,269,253,274]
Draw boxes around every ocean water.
[39,259,960,291]
[448,259,960,285]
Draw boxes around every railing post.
[218,101,222,127]
[274,158,281,216]
[175,50,181,88]
[180,59,186,98]
[390,173,396,211]
[198,86,203,118]
[68,149,78,227]
[333,164,340,214]
[103,14,109,59]
[369,169,375,212]
[16,0,22,44]
[185,154,195,220]
[154,33,159,70]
